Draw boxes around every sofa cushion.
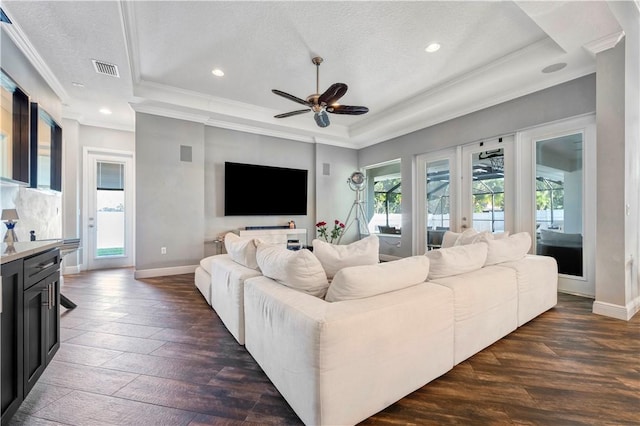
[312,234,379,280]
[425,242,488,279]
[454,229,486,245]
[325,256,430,302]
[484,232,532,266]
[199,255,218,275]
[256,243,329,298]
[442,229,509,248]
[224,232,260,270]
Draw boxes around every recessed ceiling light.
[541,63,567,74]
[211,68,224,77]
[99,108,112,115]
[71,81,84,88]
[425,43,441,53]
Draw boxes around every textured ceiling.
[0,1,624,148]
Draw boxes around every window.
[366,160,402,234]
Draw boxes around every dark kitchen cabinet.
[1,248,60,425]
[0,259,24,424]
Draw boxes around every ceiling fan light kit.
[272,56,369,128]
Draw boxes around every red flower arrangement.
[316,219,345,244]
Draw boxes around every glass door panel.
[461,136,513,235]
[471,149,505,233]
[535,133,584,277]
[426,158,451,249]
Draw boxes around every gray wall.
[358,74,597,258]
[136,113,205,270]
[203,127,316,248]
[314,143,359,244]
[596,40,626,306]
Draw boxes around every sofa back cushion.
[441,229,509,248]
[425,242,488,279]
[224,232,260,270]
[325,256,430,302]
[484,232,532,266]
[256,243,329,298]
[312,234,379,280]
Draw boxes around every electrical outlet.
[161,247,167,255]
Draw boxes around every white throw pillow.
[312,234,379,280]
[325,256,430,302]
[256,242,329,298]
[441,231,460,248]
[484,232,532,266]
[425,242,488,279]
[224,232,260,270]
[442,229,509,248]
[454,228,480,245]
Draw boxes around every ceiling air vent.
[92,59,120,78]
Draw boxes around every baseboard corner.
[134,265,197,279]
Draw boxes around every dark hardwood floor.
[10,268,640,425]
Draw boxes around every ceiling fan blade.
[272,89,312,107]
[327,105,369,115]
[318,83,348,106]
[274,109,311,119]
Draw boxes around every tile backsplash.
[1,183,62,242]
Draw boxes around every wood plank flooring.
[11,268,640,425]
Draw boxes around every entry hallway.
[10,268,640,425]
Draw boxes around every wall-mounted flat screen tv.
[224,162,308,216]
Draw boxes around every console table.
[236,228,308,247]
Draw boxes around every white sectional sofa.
[194,231,558,425]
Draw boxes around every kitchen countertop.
[1,240,63,264]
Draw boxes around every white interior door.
[461,135,515,234]
[84,149,134,270]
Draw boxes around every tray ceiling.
[1,1,623,148]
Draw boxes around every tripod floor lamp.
[337,171,370,244]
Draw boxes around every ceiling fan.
[272,56,369,128]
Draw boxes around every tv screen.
[224,162,308,216]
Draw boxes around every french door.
[415,116,595,297]
[517,115,596,296]
[416,136,514,254]
[460,136,514,234]
[83,149,134,270]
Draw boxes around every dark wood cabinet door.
[22,281,46,397]
[44,272,60,364]
[1,260,24,424]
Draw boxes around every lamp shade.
[1,209,19,221]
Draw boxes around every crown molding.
[118,0,141,84]
[584,31,625,55]
[0,8,69,102]
[61,110,135,132]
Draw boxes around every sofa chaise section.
[194,253,261,344]
[243,276,455,426]
[429,265,518,365]
[496,254,558,326]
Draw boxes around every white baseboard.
[62,265,82,275]
[592,295,640,320]
[134,265,197,279]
